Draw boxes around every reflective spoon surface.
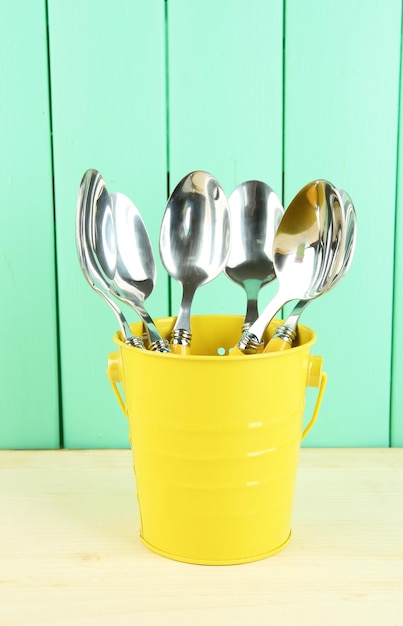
[159,171,231,354]
[264,188,356,352]
[224,180,284,331]
[231,180,343,355]
[76,169,145,349]
[111,192,171,352]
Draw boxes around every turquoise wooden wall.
[1,0,402,449]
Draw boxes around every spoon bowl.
[111,192,170,352]
[330,189,357,285]
[159,171,231,354]
[76,169,145,349]
[264,187,356,352]
[233,180,343,354]
[225,181,284,330]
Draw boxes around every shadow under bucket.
[107,315,327,565]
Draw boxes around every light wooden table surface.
[1,449,402,626]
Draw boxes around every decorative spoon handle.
[231,290,286,355]
[90,282,146,349]
[170,283,196,354]
[263,298,309,353]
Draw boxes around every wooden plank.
[0,1,59,448]
[391,21,403,446]
[167,0,284,319]
[1,449,403,624]
[48,0,168,447]
[284,0,401,445]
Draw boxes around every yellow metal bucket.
[107,315,327,565]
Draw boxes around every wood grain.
[0,0,59,448]
[2,0,403,449]
[1,449,402,625]
[47,0,168,447]
[285,0,402,446]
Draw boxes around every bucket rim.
[111,314,318,360]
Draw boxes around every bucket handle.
[302,355,327,440]
[106,351,128,418]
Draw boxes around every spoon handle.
[91,283,146,349]
[171,284,197,353]
[263,299,309,353]
[231,291,286,355]
[263,335,292,353]
[244,297,259,329]
[171,342,191,356]
[130,301,171,352]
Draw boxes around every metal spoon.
[224,181,284,331]
[331,189,357,285]
[159,171,231,354]
[110,192,171,353]
[264,188,356,352]
[76,169,145,349]
[232,180,343,355]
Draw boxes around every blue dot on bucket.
[217,347,226,356]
